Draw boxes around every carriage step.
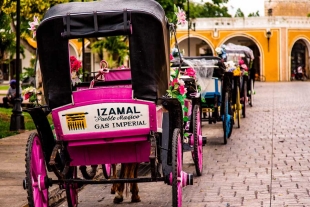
[202,137,207,146]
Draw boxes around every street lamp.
[266,29,271,52]
[10,0,25,131]
[187,0,190,56]
[187,0,196,57]
[82,0,85,81]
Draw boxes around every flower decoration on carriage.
[167,78,187,101]
[22,86,39,105]
[70,56,82,86]
[28,16,40,39]
[215,46,227,60]
[239,59,249,76]
[184,67,196,79]
[167,74,189,121]
[175,6,187,26]
[171,47,184,59]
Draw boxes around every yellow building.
[174,17,310,81]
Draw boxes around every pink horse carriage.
[22,0,204,206]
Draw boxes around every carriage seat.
[180,75,198,98]
[76,68,132,91]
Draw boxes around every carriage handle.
[89,60,110,88]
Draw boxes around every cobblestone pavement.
[56,82,310,207]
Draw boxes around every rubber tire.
[25,132,49,207]
[242,80,247,118]
[66,167,78,207]
[250,79,254,107]
[227,116,234,139]
[193,105,203,176]
[236,85,241,128]
[222,92,228,144]
[172,128,182,207]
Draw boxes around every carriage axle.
[23,173,193,192]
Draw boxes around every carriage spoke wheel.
[25,133,49,207]
[172,128,182,207]
[102,164,111,179]
[193,105,203,176]
[66,167,78,207]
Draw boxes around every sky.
[193,0,265,17]
[226,0,265,16]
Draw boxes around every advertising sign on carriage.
[57,103,150,134]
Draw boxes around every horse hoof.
[131,195,141,203]
[113,197,123,204]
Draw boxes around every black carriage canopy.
[36,0,170,109]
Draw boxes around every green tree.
[91,36,129,68]
[234,8,244,17]
[248,11,260,17]
[155,0,186,21]
[185,0,231,18]
[1,0,71,55]
[0,12,16,64]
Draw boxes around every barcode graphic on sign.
[62,112,88,130]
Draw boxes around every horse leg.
[130,163,141,202]
[113,183,124,203]
[79,165,97,179]
[113,164,126,203]
[110,164,117,194]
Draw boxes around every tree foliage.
[248,11,260,17]
[0,12,16,63]
[234,8,244,17]
[155,0,186,21]
[186,0,231,18]
[91,36,129,67]
[1,0,73,55]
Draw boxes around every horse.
[79,163,141,204]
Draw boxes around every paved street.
[53,81,310,207]
[2,81,310,207]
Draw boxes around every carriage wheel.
[66,167,78,207]
[172,128,182,207]
[227,116,234,139]
[102,164,111,179]
[193,105,203,176]
[25,133,49,207]
[242,80,247,118]
[222,92,232,144]
[249,79,254,107]
[236,85,241,128]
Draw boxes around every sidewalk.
[0,131,63,207]
[0,131,34,207]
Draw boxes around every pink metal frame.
[51,86,160,166]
